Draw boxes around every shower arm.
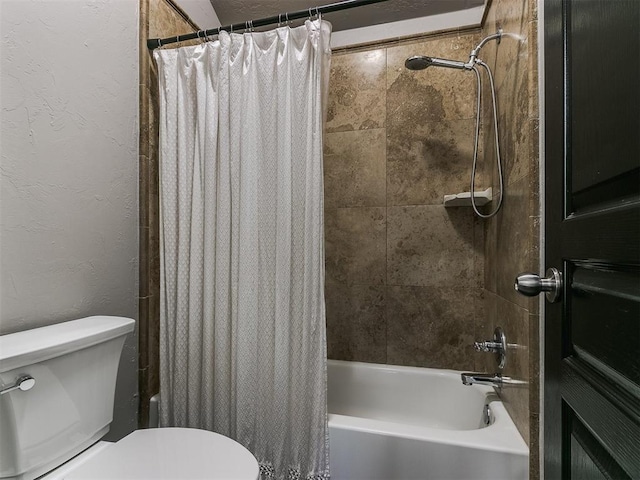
[465,29,507,68]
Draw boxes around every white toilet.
[0,316,259,480]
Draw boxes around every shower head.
[405,55,469,71]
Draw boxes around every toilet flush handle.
[0,375,36,395]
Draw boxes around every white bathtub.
[327,360,529,480]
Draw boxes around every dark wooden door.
[544,0,640,479]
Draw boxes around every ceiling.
[209,0,485,32]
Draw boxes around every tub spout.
[461,372,527,388]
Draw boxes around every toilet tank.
[0,316,135,480]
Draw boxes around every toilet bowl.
[0,316,258,480]
[42,428,259,480]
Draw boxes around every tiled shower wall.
[324,30,487,371]
[479,0,540,475]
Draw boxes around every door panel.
[570,265,640,386]
[567,0,639,201]
[568,410,631,480]
[544,0,640,479]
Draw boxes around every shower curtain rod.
[147,0,390,49]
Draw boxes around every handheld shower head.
[405,55,469,71]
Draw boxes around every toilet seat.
[43,428,259,480]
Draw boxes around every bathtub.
[327,360,529,480]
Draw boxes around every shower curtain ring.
[285,13,289,25]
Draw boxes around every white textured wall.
[175,0,221,29]
[0,0,139,440]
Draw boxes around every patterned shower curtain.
[154,20,331,480]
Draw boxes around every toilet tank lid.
[0,316,135,373]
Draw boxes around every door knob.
[515,267,563,303]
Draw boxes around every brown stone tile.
[148,78,160,182]
[476,290,499,372]
[501,378,529,447]
[326,49,386,133]
[138,366,150,428]
[148,187,159,234]
[149,200,161,293]
[139,155,150,229]
[495,175,538,309]
[496,55,531,186]
[140,0,149,36]
[496,295,530,444]
[527,123,541,279]
[472,217,486,346]
[324,129,386,208]
[139,87,151,160]
[484,215,498,294]
[325,284,386,363]
[149,138,159,197]
[481,3,499,72]
[528,0,538,22]
[149,0,178,39]
[147,293,160,396]
[325,207,386,285]
[386,33,480,121]
[139,226,150,298]
[529,412,540,479]
[386,116,477,206]
[474,71,496,194]
[386,286,476,370]
[473,288,486,361]
[527,20,539,119]
[529,312,541,414]
[387,206,475,287]
[501,298,530,382]
[480,0,540,198]
[138,295,150,370]
[473,216,485,289]
[149,0,196,42]
[492,0,530,92]
[529,118,540,182]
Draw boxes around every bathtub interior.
[327,360,497,431]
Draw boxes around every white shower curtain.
[154,20,331,480]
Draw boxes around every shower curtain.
[154,20,331,480]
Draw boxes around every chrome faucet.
[461,372,527,388]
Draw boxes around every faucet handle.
[473,327,507,369]
[474,341,503,352]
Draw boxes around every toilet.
[0,316,259,480]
